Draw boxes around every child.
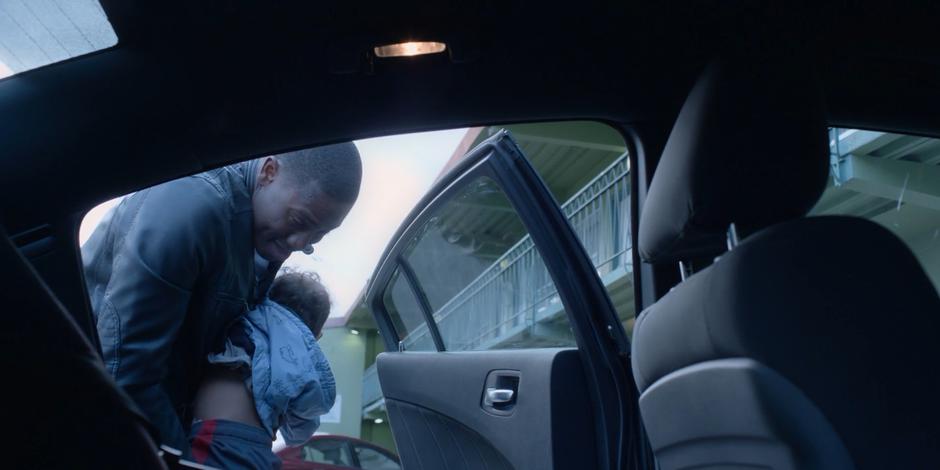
[189,270,335,469]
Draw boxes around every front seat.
[631,57,940,469]
[0,226,166,469]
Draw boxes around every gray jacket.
[82,160,278,453]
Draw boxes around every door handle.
[486,388,515,404]
[482,370,520,415]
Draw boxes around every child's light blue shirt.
[209,299,336,446]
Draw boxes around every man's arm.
[95,178,225,454]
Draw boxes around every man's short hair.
[268,270,331,338]
[276,142,362,203]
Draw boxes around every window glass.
[382,121,635,351]
[383,268,436,351]
[811,128,940,289]
[389,175,575,351]
[484,122,635,335]
[301,439,354,467]
[354,445,401,470]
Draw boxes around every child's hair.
[268,270,331,338]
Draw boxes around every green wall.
[316,327,365,438]
[361,418,396,454]
[364,329,386,368]
[315,326,395,452]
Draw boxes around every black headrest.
[638,57,830,264]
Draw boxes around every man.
[82,143,362,455]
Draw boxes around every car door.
[366,130,635,470]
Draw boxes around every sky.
[79,128,468,318]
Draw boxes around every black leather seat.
[0,226,166,469]
[632,58,940,469]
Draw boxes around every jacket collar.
[219,159,260,215]
[242,158,261,194]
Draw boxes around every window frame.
[395,256,446,351]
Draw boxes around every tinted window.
[381,121,635,351]
[478,122,634,335]
[354,445,400,470]
[385,175,575,351]
[812,128,940,289]
[301,439,354,467]
[383,268,436,351]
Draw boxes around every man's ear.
[258,156,279,187]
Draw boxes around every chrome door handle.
[482,371,520,414]
[486,388,515,404]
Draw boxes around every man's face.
[252,157,354,263]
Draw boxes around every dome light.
[374,41,446,58]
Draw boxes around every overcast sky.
[79,128,468,317]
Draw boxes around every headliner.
[1,0,939,231]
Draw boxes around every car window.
[354,445,400,470]
[78,121,633,455]
[301,438,354,467]
[810,128,940,289]
[480,122,635,335]
[384,175,575,351]
[382,268,436,351]
[381,122,634,351]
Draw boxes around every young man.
[189,271,334,470]
[82,143,361,455]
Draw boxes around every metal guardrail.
[402,153,632,351]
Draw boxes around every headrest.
[638,57,830,264]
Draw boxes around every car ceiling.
[0,0,939,233]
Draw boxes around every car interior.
[2,1,939,469]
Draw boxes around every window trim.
[396,256,446,351]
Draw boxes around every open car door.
[366,130,635,470]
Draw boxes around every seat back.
[0,226,166,469]
[633,57,940,469]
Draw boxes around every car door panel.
[378,349,595,470]
[386,401,511,470]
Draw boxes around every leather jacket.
[82,159,279,454]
